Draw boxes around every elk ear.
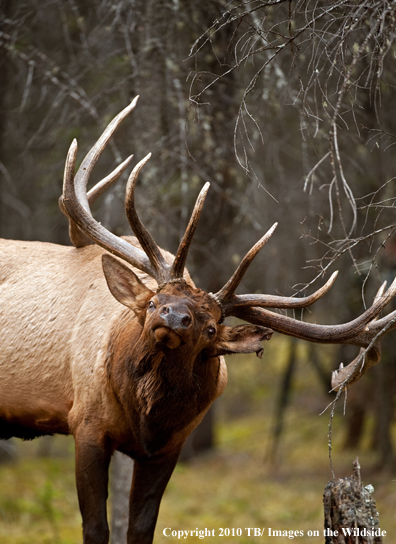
[210,324,273,358]
[102,254,154,315]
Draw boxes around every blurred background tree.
[1,1,396,539]
[2,1,395,297]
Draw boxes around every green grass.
[158,409,396,543]
[0,453,80,543]
[0,338,395,543]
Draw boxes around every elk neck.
[104,307,222,456]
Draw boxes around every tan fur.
[1,233,274,544]
[0,235,227,441]
[0,99,275,543]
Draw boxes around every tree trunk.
[266,337,297,462]
[110,452,134,544]
[179,408,215,462]
[323,458,383,543]
[0,0,11,237]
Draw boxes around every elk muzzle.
[153,304,193,349]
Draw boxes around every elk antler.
[59,98,138,248]
[60,100,396,388]
[61,136,155,277]
[208,222,396,388]
[60,97,208,286]
[330,283,396,390]
[124,154,209,286]
[237,287,396,391]
[212,223,339,316]
[170,182,210,281]
[60,154,135,247]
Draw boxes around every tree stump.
[323,458,383,543]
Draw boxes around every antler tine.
[62,139,79,203]
[213,224,339,317]
[59,140,89,248]
[372,280,387,305]
[125,153,169,285]
[331,281,396,390]
[73,96,139,214]
[370,308,396,333]
[222,271,339,315]
[363,280,396,336]
[61,133,155,279]
[233,276,396,390]
[331,346,382,392]
[214,223,278,308]
[60,154,135,248]
[60,96,139,249]
[87,154,134,205]
[234,276,396,344]
[170,182,211,280]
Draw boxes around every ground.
[0,338,395,543]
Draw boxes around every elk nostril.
[181,315,192,327]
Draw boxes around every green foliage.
[0,455,79,544]
[158,410,396,543]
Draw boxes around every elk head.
[59,96,396,393]
[101,253,270,360]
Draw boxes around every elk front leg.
[74,428,112,544]
[127,450,180,544]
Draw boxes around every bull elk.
[1,97,396,544]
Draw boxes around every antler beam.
[233,278,396,389]
[331,284,396,389]
[61,138,155,276]
[60,98,396,389]
[60,96,209,286]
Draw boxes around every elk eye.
[148,301,156,310]
[207,326,216,338]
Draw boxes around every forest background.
[1,1,396,543]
